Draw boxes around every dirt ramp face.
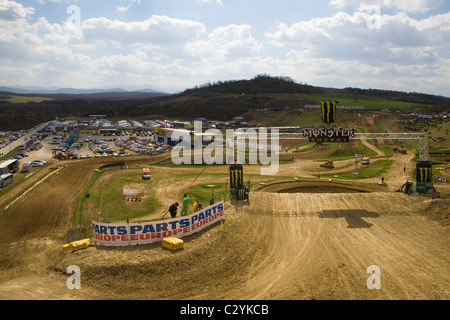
[249,191,428,216]
[256,180,382,194]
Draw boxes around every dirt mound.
[248,191,427,217]
[256,180,382,194]
[421,199,450,226]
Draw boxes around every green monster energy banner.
[416,160,432,183]
[237,187,249,201]
[417,167,432,183]
[229,164,243,189]
[230,164,248,202]
[320,100,338,125]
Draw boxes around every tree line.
[1,75,448,131]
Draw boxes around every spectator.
[180,194,190,216]
[168,202,179,218]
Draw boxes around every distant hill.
[180,75,325,95]
[1,75,449,131]
[141,75,449,120]
[0,86,168,98]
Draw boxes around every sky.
[0,0,449,96]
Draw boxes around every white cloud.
[0,0,448,95]
[264,11,450,95]
[198,0,223,5]
[266,11,450,65]
[116,0,140,13]
[186,24,262,62]
[330,0,445,12]
[0,0,34,21]
[37,0,81,3]
[0,3,262,92]
[81,15,206,49]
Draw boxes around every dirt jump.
[0,146,449,300]
[256,180,382,193]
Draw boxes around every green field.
[314,142,379,162]
[0,147,20,161]
[0,95,54,103]
[73,168,160,225]
[0,164,50,202]
[321,159,394,180]
[187,183,229,208]
[256,109,358,127]
[303,93,425,110]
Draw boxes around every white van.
[21,161,32,173]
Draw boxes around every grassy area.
[293,142,318,153]
[72,161,302,226]
[425,122,450,150]
[303,94,423,110]
[429,149,450,155]
[276,109,357,127]
[378,145,394,157]
[73,168,160,224]
[0,165,50,202]
[314,141,378,161]
[321,160,394,180]
[0,146,20,161]
[186,173,292,205]
[0,95,54,103]
[187,182,230,207]
[72,170,102,225]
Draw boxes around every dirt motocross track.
[0,146,449,300]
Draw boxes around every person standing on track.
[180,194,190,216]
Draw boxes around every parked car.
[31,160,45,167]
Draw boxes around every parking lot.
[73,132,173,158]
[1,130,173,176]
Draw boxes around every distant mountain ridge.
[0,86,166,95]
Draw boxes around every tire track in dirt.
[364,214,450,299]
[0,154,170,243]
[222,194,321,300]
[240,192,449,299]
